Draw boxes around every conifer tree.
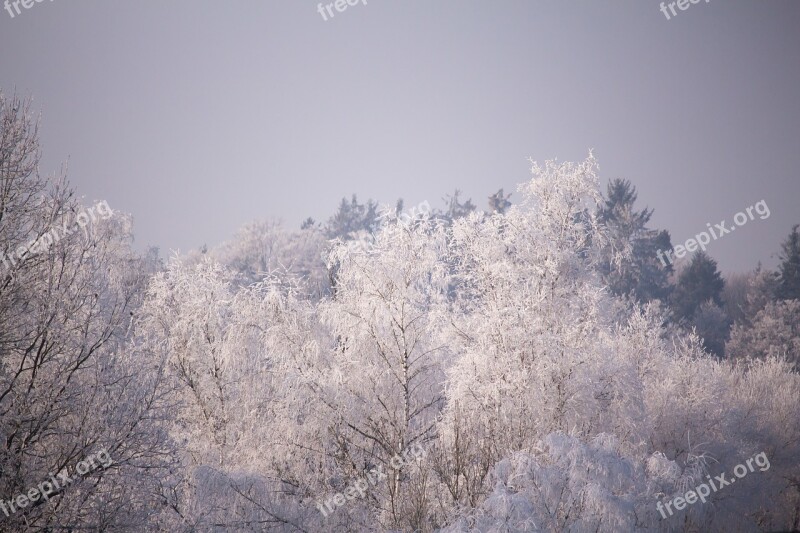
[597,179,673,303]
[777,224,800,301]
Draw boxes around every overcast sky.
[1,0,798,272]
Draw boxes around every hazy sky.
[1,0,798,272]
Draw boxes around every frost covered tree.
[735,265,781,328]
[440,433,667,532]
[432,156,621,515]
[209,218,330,298]
[0,93,172,530]
[427,156,800,532]
[310,214,450,531]
[124,155,800,532]
[136,256,324,530]
[728,299,800,370]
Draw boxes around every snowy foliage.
[728,299,800,370]
[0,94,173,530]
[208,219,331,298]
[4,96,799,532]
[130,155,800,531]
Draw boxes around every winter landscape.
[1,2,799,532]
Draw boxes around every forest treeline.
[1,93,799,531]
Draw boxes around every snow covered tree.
[440,433,669,532]
[210,219,330,298]
[310,214,450,530]
[0,93,172,530]
[136,256,323,529]
[739,265,781,326]
[430,156,800,531]
[728,299,800,370]
[433,155,619,515]
[123,154,800,532]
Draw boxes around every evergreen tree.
[670,251,725,322]
[721,265,781,331]
[597,179,673,303]
[693,300,730,357]
[777,224,800,301]
[443,189,476,221]
[324,194,380,239]
[488,188,511,214]
[670,251,730,356]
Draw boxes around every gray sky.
[1,0,798,272]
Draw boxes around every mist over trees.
[2,94,799,531]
